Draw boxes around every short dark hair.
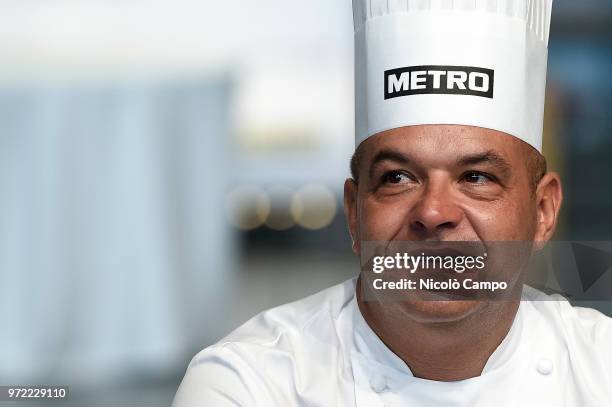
[350,145,362,182]
[524,144,548,190]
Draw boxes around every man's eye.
[462,171,493,184]
[383,171,414,185]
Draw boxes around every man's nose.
[408,182,463,238]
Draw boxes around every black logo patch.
[384,65,494,100]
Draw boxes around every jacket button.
[369,373,388,393]
[537,358,553,375]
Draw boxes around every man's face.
[354,125,538,243]
[345,124,561,321]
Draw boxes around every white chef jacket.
[173,277,612,406]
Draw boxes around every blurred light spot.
[291,184,337,230]
[264,186,296,230]
[226,185,270,230]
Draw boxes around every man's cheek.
[359,200,408,240]
[467,204,531,242]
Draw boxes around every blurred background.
[0,0,610,406]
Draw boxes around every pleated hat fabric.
[353,0,553,152]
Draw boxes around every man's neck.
[356,277,520,381]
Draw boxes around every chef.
[173,1,612,405]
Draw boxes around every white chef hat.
[353,0,553,152]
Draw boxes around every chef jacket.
[173,276,612,406]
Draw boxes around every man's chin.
[397,298,484,323]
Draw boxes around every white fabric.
[173,277,612,406]
[353,0,553,152]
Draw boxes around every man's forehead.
[359,125,523,163]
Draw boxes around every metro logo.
[384,65,494,100]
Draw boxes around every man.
[173,1,612,405]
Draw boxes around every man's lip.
[405,247,470,257]
[376,240,489,262]
[402,245,485,258]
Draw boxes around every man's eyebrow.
[369,150,411,178]
[456,151,512,173]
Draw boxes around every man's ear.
[533,172,563,250]
[344,179,360,254]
